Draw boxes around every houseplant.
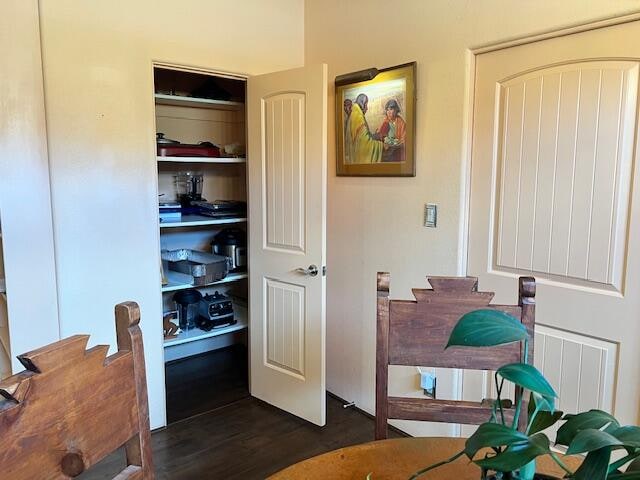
[409,309,640,480]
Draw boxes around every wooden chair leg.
[376,273,391,440]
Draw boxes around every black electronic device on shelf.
[192,200,247,218]
[197,291,235,331]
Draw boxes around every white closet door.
[468,20,640,425]
[247,64,327,426]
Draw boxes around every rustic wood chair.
[0,302,154,479]
[375,273,535,440]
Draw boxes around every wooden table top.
[268,437,579,480]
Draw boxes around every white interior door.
[247,64,327,426]
[468,20,640,425]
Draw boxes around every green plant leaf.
[608,472,640,479]
[629,456,640,471]
[464,422,529,459]
[612,426,640,449]
[573,446,611,480]
[445,309,528,349]
[566,428,624,455]
[528,410,563,436]
[529,391,555,413]
[496,363,557,399]
[519,460,536,480]
[556,410,620,446]
[527,392,562,435]
[475,433,550,472]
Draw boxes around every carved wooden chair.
[375,274,535,439]
[0,302,154,479]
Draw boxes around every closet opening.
[153,65,249,423]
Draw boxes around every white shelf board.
[155,93,244,110]
[157,156,246,164]
[159,215,247,228]
[162,271,248,293]
[163,309,247,348]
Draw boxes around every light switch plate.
[424,203,437,228]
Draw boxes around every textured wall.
[305,0,640,436]
[39,0,304,428]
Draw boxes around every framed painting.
[336,62,416,176]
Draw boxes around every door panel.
[248,64,327,426]
[263,93,306,253]
[468,20,640,425]
[493,61,638,291]
[265,278,305,377]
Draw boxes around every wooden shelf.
[155,93,244,110]
[162,271,248,293]
[163,307,247,348]
[157,156,246,164]
[159,215,246,228]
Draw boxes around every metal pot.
[156,132,180,144]
[211,228,247,272]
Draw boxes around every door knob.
[295,264,319,277]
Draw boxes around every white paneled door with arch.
[468,20,640,425]
[247,65,327,426]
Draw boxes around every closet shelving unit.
[154,67,248,363]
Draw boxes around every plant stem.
[549,452,575,477]
[511,338,529,429]
[495,372,506,425]
[408,450,466,480]
[512,398,522,430]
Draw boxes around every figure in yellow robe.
[345,94,383,164]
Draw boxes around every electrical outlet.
[420,371,437,398]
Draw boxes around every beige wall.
[305,0,640,436]
[39,0,304,428]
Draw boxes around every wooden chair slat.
[375,274,536,439]
[388,397,516,425]
[0,301,154,479]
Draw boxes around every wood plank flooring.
[80,394,404,479]
[165,345,249,423]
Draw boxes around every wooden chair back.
[0,302,154,479]
[375,274,535,439]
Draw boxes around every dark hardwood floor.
[165,344,249,423]
[80,394,403,479]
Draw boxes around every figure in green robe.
[345,94,383,164]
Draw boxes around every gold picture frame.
[336,62,416,176]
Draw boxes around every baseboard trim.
[326,391,411,438]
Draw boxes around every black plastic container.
[172,288,203,330]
